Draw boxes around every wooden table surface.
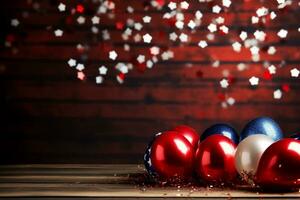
[0,164,299,199]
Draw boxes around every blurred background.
[0,0,300,164]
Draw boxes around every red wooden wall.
[0,0,300,163]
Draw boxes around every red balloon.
[150,131,194,179]
[195,135,237,183]
[172,125,200,149]
[255,139,300,190]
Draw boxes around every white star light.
[198,40,208,48]
[273,89,282,99]
[143,33,152,43]
[220,78,229,88]
[180,1,189,9]
[220,25,229,34]
[175,20,184,29]
[91,16,100,24]
[137,55,145,63]
[268,65,276,74]
[195,10,203,19]
[254,30,266,41]
[68,58,76,67]
[249,76,259,86]
[212,5,222,13]
[252,16,259,24]
[179,33,188,42]
[267,46,276,55]
[99,66,108,75]
[208,23,217,32]
[77,16,86,24]
[54,29,63,37]
[227,97,235,105]
[76,63,85,71]
[240,31,248,41]
[96,76,104,84]
[188,20,196,29]
[150,46,160,55]
[270,11,277,20]
[134,23,143,31]
[232,42,242,52]
[256,7,268,17]
[277,29,288,38]
[168,2,177,10]
[143,16,151,23]
[223,0,232,7]
[250,46,260,55]
[290,68,300,77]
[58,3,66,12]
[169,32,178,41]
[109,50,118,60]
[11,19,20,27]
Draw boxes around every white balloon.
[235,134,274,179]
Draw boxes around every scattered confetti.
[99,66,108,75]
[109,50,118,60]
[54,29,63,37]
[290,68,300,77]
[198,40,208,48]
[277,29,288,38]
[67,59,76,67]
[58,3,66,12]
[11,19,19,27]
[249,76,259,86]
[273,89,282,99]
[220,79,229,88]
[143,33,152,43]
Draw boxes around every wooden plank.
[6,102,300,120]
[0,165,299,198]
[15,12,300,28]
[1,46,300,62]
[3,0,300,13]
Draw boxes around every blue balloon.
[291,133,300,140]
[200,124,239,144]
[240,117,283,141]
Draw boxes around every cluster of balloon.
[235,117,300,191]
[144,117,300,190]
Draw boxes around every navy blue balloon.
[200,124,239,144]
[143,132,162,177]
[240,117,283,141]
[291,133,300,140]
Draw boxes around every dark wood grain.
[0,164,299,199]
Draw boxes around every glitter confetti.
[54,29,63,37]
[143,33,152,43]
[249,76,259,86]
[277,29,288,38]
[290,68,300,78]
[273,89,282,99]
[109,50,118,60]
[4,0,298,107]
[220,79,229,88]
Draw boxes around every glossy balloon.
[256,139,300,190]
[201,124,239,144]
[235,134,274,179]
[173,125,200,149]
[195,135,237,183]
[150,131,194,179]
[240,117,283,141]
[291,133,300,140]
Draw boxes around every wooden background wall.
[0,0,300,163]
